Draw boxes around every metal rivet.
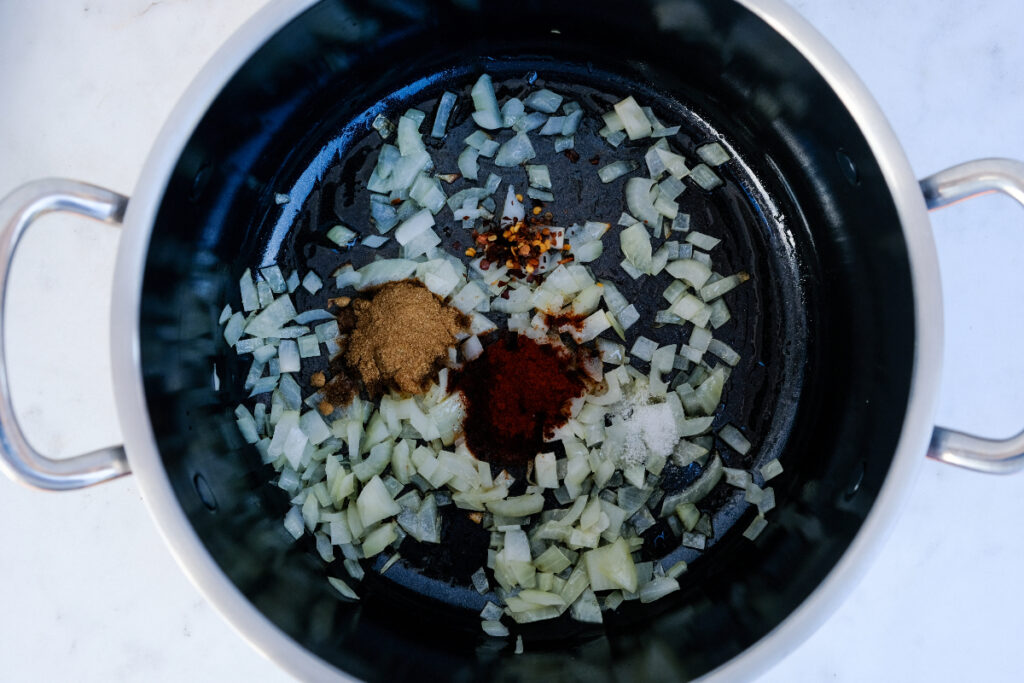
[193,473,218,511]
[836,149,859,186]
[190,162,212,202]
[843,460,866,501]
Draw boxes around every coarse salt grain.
[618,390,680,466]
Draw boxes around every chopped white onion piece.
[430,91,458,138]
[524,88,563,113]
[697,142,731,166]
[465,130,491,149]
[357,475,402,527]
[653,194,679,219]
[527,187,554,202]
[645,146,666,178]
[527,164,552,190]
[574,310,613,343]
[671,213,691,234]
[604,130,627,147]
[470,74,502,129]
[639,576,679,603]
[707,339,740,366]
[708,299,731,328]
[458,147,480,181]
[656,148,689,179]
[394,208,435,245]
[326,224,357,248]
[666,259,712,290]
[396,115,426,157]
[554,135,575,152]
[574,240,603,263]
[223,312,246,346]
[410,174,447,214]
[462,335,484,361]
[613,96,653,140]
[562,109,584,136]
[500,98,526,129]
[361,235,389,249]
[495,133,537,167]
[620,223,653,274]
[624,177,661,227]
[482,620,509,637]
[239,268,259,312]
[450,281,487,314]
[262,265,287,294]
[629,336,658,362]
[245,295,297,338]
[300,271,322,294]
[602,110,624,132]
[583,538,637,592]
[356,259,417,290]
[690,163,723,190]
[278,340,300,373]
[685,231,721,251]
[372,113,395,140]
[743,515,768,541]
[598,160,639,183]
[284,506,305,540]
[538,116,565,135]
[700,272,749,302]
[293,309,334,325]
[502,185,525,223]
[760,459,784,481]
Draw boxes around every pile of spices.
[449,335,586,467]
[616,388,680,466]
[464,209,573,279]
[322,280,467,407]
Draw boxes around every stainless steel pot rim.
[108,0,942,680]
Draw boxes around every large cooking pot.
[2,0,1023,680]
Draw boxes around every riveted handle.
[0,179,131,490]
[921,158,1024,473]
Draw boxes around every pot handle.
[0,179,131,490]
[921,158,1024,473]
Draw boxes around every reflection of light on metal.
[772,119,844,229]
[653,1,713,32]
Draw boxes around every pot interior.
[138,1,915,680]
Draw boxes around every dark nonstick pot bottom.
[139,1,915,679]
[259,62,807,630]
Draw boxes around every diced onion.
[431,91,457,138]
[458,147,480,181]
[624,177,661,227]
[690,163,723,190]
[471,74,502,129]
[495,133,537,167]
[697,142,731,166]
[394,208,435,245]
[524,88,563,113]
[598,160,639,183]
[620,223,653,274]
[527,164,552,190]
[613,96,653,140]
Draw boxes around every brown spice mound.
[345,279,468,396]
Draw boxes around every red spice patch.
[448,335,585,467]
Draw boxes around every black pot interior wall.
[139,1,915,680]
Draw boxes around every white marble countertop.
[1,1,1022,680]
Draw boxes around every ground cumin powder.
[344,279,468,396]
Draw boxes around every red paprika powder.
[449,335,585,467]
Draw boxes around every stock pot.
[2,0,1023,680]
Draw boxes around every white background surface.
[1,1,1022,681]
